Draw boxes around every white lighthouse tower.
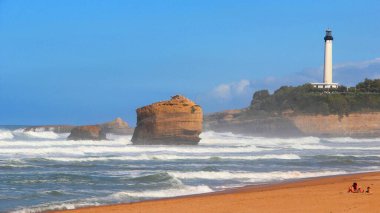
[312,29,338,89]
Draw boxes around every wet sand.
[50,171,379,213]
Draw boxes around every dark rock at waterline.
[67,125,106,141]
[24,125,75,133]
[25,118,134,136]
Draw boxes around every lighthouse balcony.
[311,83,339,89]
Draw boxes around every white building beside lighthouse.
[312,29,339,89]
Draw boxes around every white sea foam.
[200,131,321,146]
[0,142,268,154]
[110,185,213,198]
[44,154,301,162]
[11,202,100,213]
[289,143,330,150]
[12,129,63,140]
[3,130,380,213]
[333,154,380,158]
[12,185,213,213]
[0,145,269,158]
[338,146,380,150]
[0,129,14,140]
[169,170,347,181]
[324,137,380,143]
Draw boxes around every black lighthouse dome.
[324,29,333,41]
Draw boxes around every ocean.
[1,126,380,212]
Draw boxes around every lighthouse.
[312,29,339,89]
[323,29,333,84]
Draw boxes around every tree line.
[249,78,380,116]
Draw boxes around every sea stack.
[132,95,203,145]
[67,125,106,141]
[100,117,134,135]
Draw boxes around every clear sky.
[1,0,380,125]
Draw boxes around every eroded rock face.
[289,112,380,137]
[204,111,380,138]
[67,125,106,141]
[100,117,134,135]
[132,95,203,145]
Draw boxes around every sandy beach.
[50,171,379,213]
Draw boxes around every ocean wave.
[12,184,213,213]
[39,190,67,196]
[110,185,213,199]
[338,146,380,150]
[0,139,128,147]
[0,164,35,169]
[0,139,269,155]
[169,170,347,181]
[0,129,14,140]
[289,144,330,150]
[127,172,184,188]
[0,145,272,159]
[43,154,301,162]
[324,137,380,143]
[11,202,100,213]
[315,154,380,158]
[200,131,321,146]
[12,129,63,140]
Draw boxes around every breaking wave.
[12,129,63,140]
[324,137,380,143]
[0,129,14,140]
[12,183,213,213]
[2,130,380,212]
[43,154,301,162]
[169,170,347,181]
[110,185,213,199]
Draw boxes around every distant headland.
[205,78,380,138]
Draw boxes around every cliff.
[204,110,302,137]
[289,113,380,137]
[205,79,380,138]
[132,95,203,145]
[204,111,380,138]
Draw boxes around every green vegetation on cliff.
[250,78,380,116]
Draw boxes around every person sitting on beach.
[366,186,370,193]
[348,182,364,193]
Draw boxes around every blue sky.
[1,0,380,125]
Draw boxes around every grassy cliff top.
[248,78,380,117]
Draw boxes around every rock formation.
[25,118,133,137]
[132,95,203,145]
[99,117,134,135]
[67,125,106,140]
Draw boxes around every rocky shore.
[24,118,134,140]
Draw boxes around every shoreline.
[48,171,380,213]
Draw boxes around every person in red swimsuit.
[348,182,364,193]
